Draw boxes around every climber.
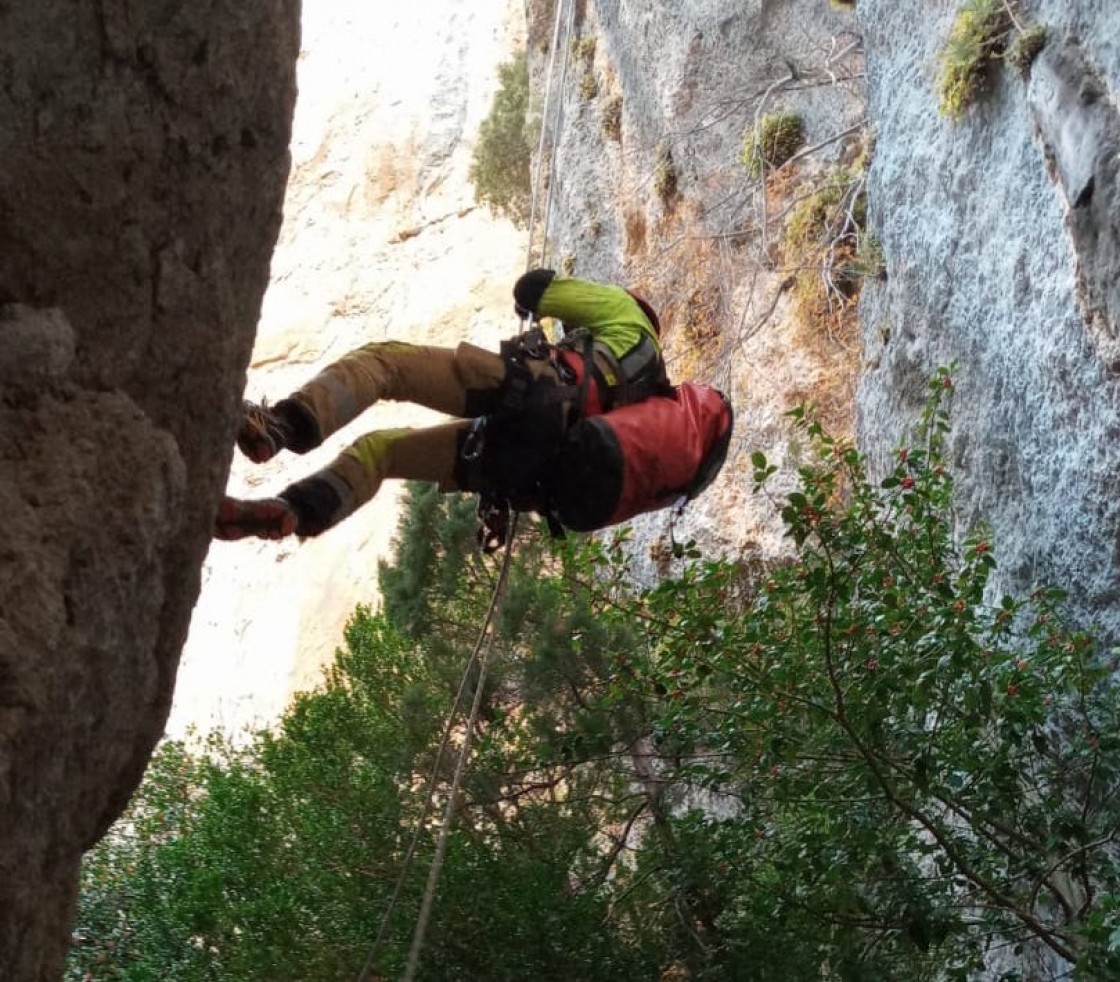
[213,269,672,541]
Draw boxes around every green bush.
[633,370,1120,972]
[937,0,1013,119]
[742,112,805,179]
[469,54,535,227]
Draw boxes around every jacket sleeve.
[512,269,660,359]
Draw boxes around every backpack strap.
[615,333,671,405]
[468,330,598,549]
[557,331,669,411]
[497,327,596,423]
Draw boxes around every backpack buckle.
[461,417,487,462]
[519,326,550,361]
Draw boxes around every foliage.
[620,368,1120,973]
[377,482,480,639]
[72,395,1120,979]
[937,0,1013,119]
[69,596,660,980]
[742,112,805,180]
[469,53,535,227]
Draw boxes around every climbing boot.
[213,496,298,541]
[237,400,293,463]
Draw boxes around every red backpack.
[544,382,734,532]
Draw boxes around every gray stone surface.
[858,0,1120,658]
[534,0,866,585]
[0,2,300,978]
[0,306,76,391]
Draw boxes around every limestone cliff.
[859,0,1120,645]
[534,0,866,580]
[174,1,525,736]
[0,3,299,978]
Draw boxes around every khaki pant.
[292,341,506,439]
[279,340,560,532]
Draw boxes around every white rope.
[526,0,575,271]
[401,539,514,980]
[356,4,574,978]
[354,628,483,980]
[537,0,577,271]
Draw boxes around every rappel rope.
[355,3,574,979]
[525,0,576,273]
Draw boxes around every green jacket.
[532,276,662,363]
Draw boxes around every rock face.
[0,2,299,978]
[543,9,1119,972]
[858,1,1120,648]
[173,1,526,736]
[529,0,866,582]
[858,10,1120,971]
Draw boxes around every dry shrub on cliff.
[779,170,867,338]
[653,142,679,205]
[526,0,557,52]
[766,147,872,433]
[742,112,805,181]
[601,92,623,141]
[650,223,727,382]
[1006,23,1048,77]
[570,35,596,64]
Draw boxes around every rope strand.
[402,532,516,981]
[355,3,573,977]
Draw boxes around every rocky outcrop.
[0,2,300,978]
[1029,37,1120,372]
[858,0,1120,652]
[532,0,866,581]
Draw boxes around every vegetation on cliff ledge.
[469,52,535,228]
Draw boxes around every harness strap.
[472,329,662,546]
[558,332,668,410]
